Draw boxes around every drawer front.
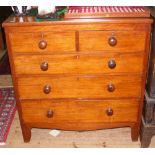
[17,75,142,99]
[9,31,76,53]
[79,31,146,52]
[21,100,139,123]
[14,53,144,75]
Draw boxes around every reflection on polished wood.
[3,14,152,143]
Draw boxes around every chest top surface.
[2,15,153,27]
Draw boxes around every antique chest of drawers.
[3,15,152,142]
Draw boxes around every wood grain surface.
[9,31,76,53]
[17,75,142,99]
[13,53,144,75]
[3,15,152,142]
[79,31,146,52]
[21,99,139,124]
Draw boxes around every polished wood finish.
[40,61,48,71]
[13,53,144,75]
[38,40,47,50]
[43,85,52,94]
[21,99,139,123]
[17,75,142,99]
[3,15,152,143]
[46,109,54,118]
[108,36,117,46]
[108,59,116,69]
[107,83,115,92]
[9,31,76,53]
[106,107,114,116]
[79,31,146,52]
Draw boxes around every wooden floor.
[0,75,12,88]
[0,75,155,148]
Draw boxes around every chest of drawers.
[3,16,152,142]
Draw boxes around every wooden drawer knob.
[43,85,51,94]
[108,60,116,69]
[107,83,115,92]
[40,62,48,71]
[38,40,47,49]
[108,37,117,46]
[106,108,113,116]
[47,109,53,118]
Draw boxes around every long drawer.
[9,31,76,53]
[79,31,146,52]
[21,99,139,123]
[17,75,142,99]
[14,53,144,75]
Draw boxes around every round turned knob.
[108,59,116,69]
[106,108,113,116]
[46,109,53,118]
[108,37,117,46]
[43,85,51,94]
[38,40,47,49]
[40,62,48,71]
[107,83,115,92]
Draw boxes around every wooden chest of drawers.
[3,16,152,142]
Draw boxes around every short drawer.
[14,53,144,75]
[79,31,146,52]
[21,99,139,123]
[9,31,76,53]
[17,75,142,99]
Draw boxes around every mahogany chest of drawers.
[3,16,152,142]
